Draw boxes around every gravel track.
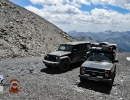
[0,53,130,100]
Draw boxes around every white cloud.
[30,0,70,5]
[30,0,90,6]
[25,0,130,32]
[30,0,130,10]
[72,0,90,5]
[91,0,130,10]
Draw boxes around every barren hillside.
[0,0,76,60]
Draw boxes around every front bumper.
[43,60,60,67]
[78,74,112,82]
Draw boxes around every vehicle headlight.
[81,70,85,74]
[44,55,49,60]
[104,73,109,78]
[80,66,85,74]
[56,57,60,61]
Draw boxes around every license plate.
[88,77,98,81]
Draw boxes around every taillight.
[80,66,85,74]
[105,70,111,78]
[80,66,85,70]
[105,70,111,74]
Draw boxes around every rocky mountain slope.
[68,30,130,52]
[105,35,130,52]
[0,0,76,60]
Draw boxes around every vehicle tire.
[80,77,86,83]
[45,64,52,68]
[59,60,70,72]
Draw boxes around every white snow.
[0,86,3,93]
[126,57,130,61]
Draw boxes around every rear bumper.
[43,60,59,67]
[78,74,112,82]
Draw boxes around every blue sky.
[9,0,130,32]
[9,0,42,9]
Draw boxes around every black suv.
[43,42,91,72]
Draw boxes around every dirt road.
[0,53,130,100]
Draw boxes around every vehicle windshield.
[87,54,112,63]
[58,44,73,52]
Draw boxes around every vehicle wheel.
[59,60,70,72]
[80,77,86,83]
[45,64,52,68]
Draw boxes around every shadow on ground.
[78,80,112,94]
[40,61,83,74]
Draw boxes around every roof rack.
[91,42,117,51]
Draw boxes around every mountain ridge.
[68,30,130,52]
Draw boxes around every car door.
[79,44,87,59]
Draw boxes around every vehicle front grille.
[47,55,56,62]
[84,68,105,77]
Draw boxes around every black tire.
[45,64,52,68]
[80,77,86,83]
[59,60,70,72]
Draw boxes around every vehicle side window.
[80,44,86,49]
[66,45,73,52]
[59,45,65,50]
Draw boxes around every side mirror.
[113,60,119,63]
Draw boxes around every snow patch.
[126,57,130,61]
[72,86,84,92]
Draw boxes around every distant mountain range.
[73,36,97,43]
[68,30,130,52]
